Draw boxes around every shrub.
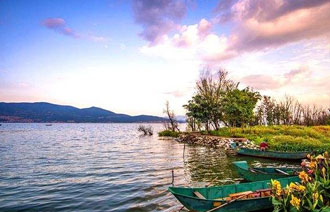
[138,125,153,136]
[158,130,180,137]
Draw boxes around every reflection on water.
[0,123,299,211]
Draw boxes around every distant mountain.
[0,102,167,123]
[175,115,186,122]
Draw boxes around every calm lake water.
[0,123,299,211]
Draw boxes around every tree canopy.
[184,68,329,131]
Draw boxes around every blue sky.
[1,0,330,115]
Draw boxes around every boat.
[45,124,52,126]
[237,148,308,160]
[168,176,300,212]
[233,161,300,182]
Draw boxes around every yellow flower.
[315,155,325,161]
[289,183,306,193]
[272,180,282,196]
[290,195,300,210]
[308,161,317,169]
[298,185,306,192]
[322,167,326,177]
[313,192,319,201]
[299,171,310,183]
[324,151,328,158]
[289,183,297,192]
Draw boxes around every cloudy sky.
[1,0,330,116]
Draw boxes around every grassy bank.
[158,130,180,138]
[208,125,330,153]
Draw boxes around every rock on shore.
[175,133,258,149]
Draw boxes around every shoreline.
[174,133,258,149]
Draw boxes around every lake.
[0,123,298,211]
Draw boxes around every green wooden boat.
[237,148,308,160]
[233,161,300,181]
[168,176,300,212]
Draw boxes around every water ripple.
[0,123,299,211]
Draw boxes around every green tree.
[222,88,261,127]
[184,94,212,131]
[184,69,237,130]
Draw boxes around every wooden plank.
[275,169,290,175]
[194,191,206,199]
[229,191,253,198]
[256,188,272,192]
[207,193,250,212]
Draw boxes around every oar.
[275,169,289,175]
[207,191,252,212]
[250,168,267,174]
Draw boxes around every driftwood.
[137,125,153,136]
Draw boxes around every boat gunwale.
[238,148,309,155]
[169,176,299,201]
[168,187,271,202]
[237,148,308,160]
[233,161,295,176]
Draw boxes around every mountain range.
[0,102,168,123]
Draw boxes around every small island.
[159,70,330,154]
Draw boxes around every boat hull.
[173,194,271,212]
[237,148,308,160]
[169,176,300,212]
[233,161,298,181]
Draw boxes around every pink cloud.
[241,74,282,90]
[284,67,312,82]
[142,0,330,63]
[132,0,188,44]
[42,18,108,42]
[198,19,212,37]
[222,0,330,55]
[172,19,212,47]
[240,66,329,93]
[216,0,328,23]
[43,18,65,28]
[164,86,193,98]
[42,18,79,38]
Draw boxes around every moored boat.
[237,148,308,160]
[168,176,300,212]
[233,161,300,181]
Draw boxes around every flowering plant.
[271,152,329,212]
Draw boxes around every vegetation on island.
[158,130,180,138]
[158,101,181,137]
[271,152,329,211]
[208,125,330,153]
[159,68,329,152]
[184,69,330,130]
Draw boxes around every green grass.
[209,125,330,153]
[158,130,180,138]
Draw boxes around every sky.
[1,0,330,116]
